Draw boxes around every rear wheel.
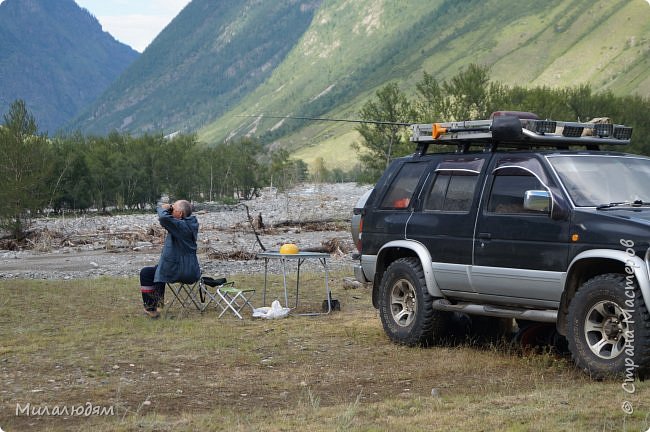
[567,273,650,379]
[378,257,449,346]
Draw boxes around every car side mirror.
[524,190,551,212]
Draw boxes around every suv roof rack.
[410,111,633,155]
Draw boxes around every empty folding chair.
[200,276,255,319]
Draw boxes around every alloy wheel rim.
[390,279,417,327]
[584,300,629,360]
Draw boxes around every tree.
[311,157,330,183]
[229,137,265,200]
[444,63,494,120]
[415,71,451,122]
[0,100,52,239]
[353,83,416,181]
[209,137,265,201]
[160,133,203,202]
[49,133,93,212]
[416,64,507,122]
[267,148,306,191]
[84,134,121,211]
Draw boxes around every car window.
[379,163,428,209]
[494,156,550,185]
[548,155,650,207]
[487,171,544,214]
[424,172,478,212]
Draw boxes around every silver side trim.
[469,265,565,302]
[360,254,377,283]
[353,264,370,284]
[431,262,474,293]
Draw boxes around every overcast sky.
[0,0,191,52]
[75,0,191,52]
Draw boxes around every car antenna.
[236,114,412,127]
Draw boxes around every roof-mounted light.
[593,123,614,138]
[523,120,557,135]
[561,123,584,138]
[613,126,633,140]
[534,120,557,134]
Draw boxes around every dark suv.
[352,112,649,378]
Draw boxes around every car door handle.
[478,232,492,240]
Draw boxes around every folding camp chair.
[200,276,255,319]
[166,279,203,311]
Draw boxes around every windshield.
[547,155,650,207]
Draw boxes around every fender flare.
[377,239,443,298]
[566,249,650,310]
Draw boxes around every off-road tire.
[567,273,650,379]
[378,257,449,346]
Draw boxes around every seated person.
[139,199,200,318]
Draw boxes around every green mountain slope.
[198,0,650,167]
[70,0,650,169]
[0,0,138,133]
[69,0,320,135]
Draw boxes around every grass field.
[1,272,649,431]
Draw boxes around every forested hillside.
[200,0,650,168]
[0,0,138,133]
[70,0,321,135]
[69,0,650,169]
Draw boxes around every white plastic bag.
[252,300,290,319]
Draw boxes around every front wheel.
[567,273,650,379]
[378,257,449,346]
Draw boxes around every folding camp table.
[256,251,332,315]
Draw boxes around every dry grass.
[0,273,649,431]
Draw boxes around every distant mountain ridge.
[0,0,138,133]
[70,0,321,135]
[199,0,650,161]
[70,0,650,168]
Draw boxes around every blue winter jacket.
[153,206,201,283]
